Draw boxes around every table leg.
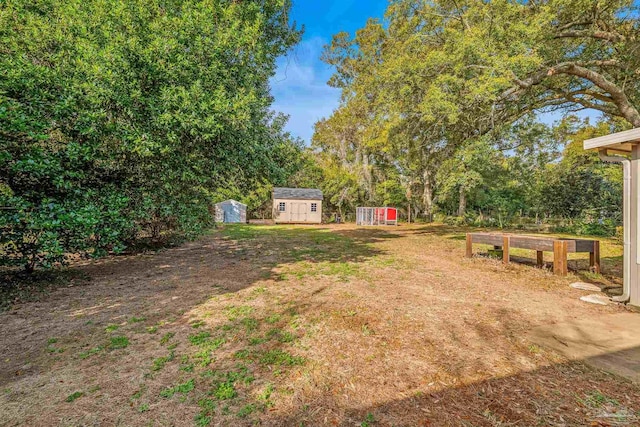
[553,240,568,276]
[503,236,510,264]
[590,240,601,274]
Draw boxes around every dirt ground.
[1,224,639,427]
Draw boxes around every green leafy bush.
[0,0,302,272]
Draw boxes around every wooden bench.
[465,233,600,276]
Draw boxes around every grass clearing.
[1,224,638,426]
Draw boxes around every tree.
[0,0,302,271]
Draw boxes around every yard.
[1,224,639,426]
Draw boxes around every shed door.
[290,203,307,222]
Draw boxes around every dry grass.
[1,223,639,426]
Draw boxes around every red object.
[387,208,397,221]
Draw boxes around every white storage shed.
[215,200,247,223]
[272,187,323,224]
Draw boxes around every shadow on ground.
[0,225,387,386]
[261,359,640,426]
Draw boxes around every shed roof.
[273,187,323,200]
[216,199,247,207]
[584,128,640,153]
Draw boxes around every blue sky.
[270,1,389,144]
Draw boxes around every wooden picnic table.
[465,232,600,276]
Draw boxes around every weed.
[361,324,374,336]
[65,391,83,402]
[201,369,218,379]
[241,317,258,332]
[160,332,175,345]
[361,413,376,427]
[128,316,146,324]
[109,336,129,349]
[265,327,295,343]
[160,379,195,398]
[47,338,58,344]
[223,305,253,321]
[194,349,214,367]
[47,344,64,353]
[131,385,146,400]
[212,381,237,400]
[266,314,281,324]
[180,363,195,373]
[192,320,206,328]
[248,336,267,346]
[138,403,149,413]
[233,349,250,360]
[278,331,295,343]
[151,351,175,371]
[104,324,119,333]
[198,397,216,412]
[194,412,212,427]
[79,346,104,359]
[258,383,275,408]
[231,365,255,385]
[237,404,256,418]
[259,349,305,367]
[578,390,619,408]
[189,331,211,345]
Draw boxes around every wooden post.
[466,234,473,258]
[553,240,568,276]
[502,236,510,264]
[590,240,601,274]
[536,251,544,268]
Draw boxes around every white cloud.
[270,37,342,144]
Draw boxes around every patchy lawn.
[1,224,639,426]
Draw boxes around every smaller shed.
[273,187,323,224]
[215,200,247,223]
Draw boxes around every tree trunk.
[458,185,466,217]
[422,170,434,222]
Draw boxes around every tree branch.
[553,29,626,43]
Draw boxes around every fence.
[356,207,398,226]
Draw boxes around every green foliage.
[151,352,175,371]
[159,379,195,398]
[258,349,305,367]
[311,0,636,229]
[189,332,212,346]
[0,0,302,272]
[79,346,104,360]
[212,381,237,400]
[65,391,83,403]
[160,332,175,345]
[108,336,129,350]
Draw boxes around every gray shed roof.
[273,187,323,200]
[216,199,247,207]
